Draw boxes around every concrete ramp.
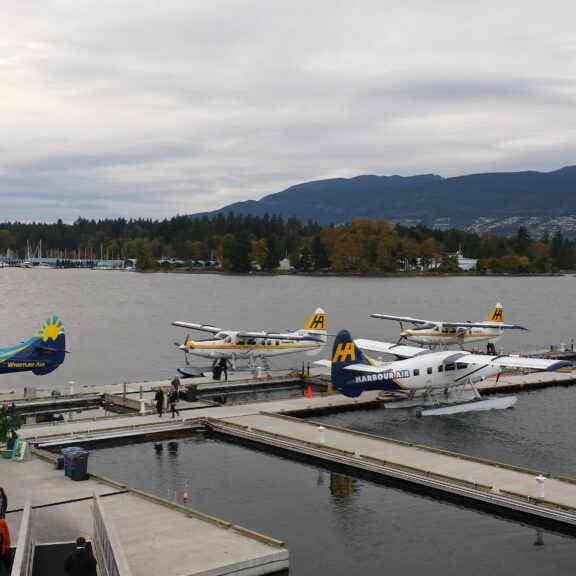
[100,491,288,576]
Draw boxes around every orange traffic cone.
[306,386,313,398]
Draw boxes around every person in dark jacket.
[168,385,180,418]
[0,488,6,519]
[64,536,97,576]
[154,385,164,417]
[218,357,228,381]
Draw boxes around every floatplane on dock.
[371,303,527,350]
[317,330,570,416]
[173,308,328,371]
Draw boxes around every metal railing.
[92,493,132,576]
[11,496,34,576]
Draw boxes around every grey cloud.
[1,1,575,222]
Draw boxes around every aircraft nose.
[185,341,195,349]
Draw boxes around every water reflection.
[534,528,545,547]
[329,474,358,499]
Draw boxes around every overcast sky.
[1,1,575,223]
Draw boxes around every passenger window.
[438,365,443,372]
[413,369,420,376]
[427,367,433,375]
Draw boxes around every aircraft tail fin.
[302,308,328,353]
[0,316,66,376]
[486,303,504,323]
[331,330,370,397]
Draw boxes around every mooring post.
[317,425,326,444]
[535,475,546,498]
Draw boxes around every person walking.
[0,518,11,575]
[171,376,181,394]
[0,489,6,519]
[154,386,164,417]
[218,357,228,381]
[168,385,180,419]
[64,536,97,576]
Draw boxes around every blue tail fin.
[0,316,66,376]
[331,330,371,398]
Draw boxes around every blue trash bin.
[61,447,84,477]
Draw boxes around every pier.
[3,365,576,573]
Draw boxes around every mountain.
[193,167,576,236]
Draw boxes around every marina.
[1,272,576,575]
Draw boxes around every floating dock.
[4,365,576,573]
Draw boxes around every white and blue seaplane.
[371,303,526,350]
[173,308,328,372]
[316,329,570,416]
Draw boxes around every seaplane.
[316,329,570,416]
[0,316,66,376]
[371,303,527,350]
[173,308,328,371]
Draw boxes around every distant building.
[278,257,293,271]
[454,250,477,271]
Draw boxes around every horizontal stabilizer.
[356,339,432,359]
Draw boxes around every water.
[88,436,575,576]
[0,269,574,391]
[2,270,576,572]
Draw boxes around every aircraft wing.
[444,352,571,371]
[355,339,432,359]
[441,321,528,330]
[371,314,430,325]
[238,331,323,342]
[172,321,224,334]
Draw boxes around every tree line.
[0,215,574,273]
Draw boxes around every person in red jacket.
[0,518,11,574]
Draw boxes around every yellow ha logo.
[332,342,356,363]
[491,308,503,322]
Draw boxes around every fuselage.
[183,334,325,360]
[403,325,502,346]
[350,350,499,393]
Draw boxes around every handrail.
[92,493,132,576]
[11,496,34,576]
